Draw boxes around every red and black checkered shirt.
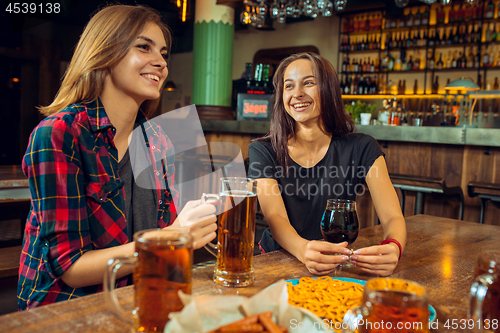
[18,98,178,310]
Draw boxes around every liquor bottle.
[457,4,465,22]
[492,24,498,42]
[406,8,413,27]
[458,25,465,44]
[381,51,389,71]
[408,55,414,71]
[428,29,435,47]
[476,2,483,19]
[358,76,365,95]
[436,52,444,70]
[432,76,439,94]
[414,51,421,70]
[478,74,483,90]
[483,47,490,67]
[476,22,482,43]
[428,51,435,70]
[494,77,499,90]
[467,48,474,68]
[398,80,403,94]
[344,77,351,94]
[394,53,402,71]
[452,26,459,44]
[474,47,480,68]
[486,24,492,42]
[422,6,429,26]
[342,56,348,73]
[421,30,427,47]
[388,53,395,71]
[466,4,474,21]
[485,0,494,19]
[370,60,375,72]
[414,8,421,26]
[452,51,458,68]
[446,51,452,68]
[413,79,418,94]
[460,51,467,69]
[437,5,445,24]
[449,5,456,23]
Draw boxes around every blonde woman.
[18,5,217,310]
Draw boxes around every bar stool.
[390,174,464,220]
[467,181,500,224]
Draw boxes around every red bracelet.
[380,238,402,261]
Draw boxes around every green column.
[193,0,234,107]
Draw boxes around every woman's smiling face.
[106,23,169,105]
[282,59,321,124]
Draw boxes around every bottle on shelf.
[460,51,467,69]
[449,5,457,23]
[422,6,429,26]
[388,52,395,71]
[437,5,445,24]
[467,48,474,68]
[432,76,439,94]
[394,53,402,71]
[452,51,458,68]
[493,77,499,90]
[414,8,421,26]
[474,47,480,68]
[428,50,435,70]
[436,52,444,70]
[446,51,452,69]
[485,0,494,19]
[413,79,418,94]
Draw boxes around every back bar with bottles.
[337,0,500,128]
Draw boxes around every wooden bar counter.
[2,215,499,332]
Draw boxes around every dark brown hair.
[40,5,172,118]
[256,52,354,168]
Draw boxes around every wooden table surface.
[2,215,499,332]
[0,165,30,202]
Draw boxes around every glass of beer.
[470,251,500,333]
[203,177,258,287]
[321,199,359,268]
[104,229,193,333]
[343,278,430,333]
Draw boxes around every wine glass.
[320,199,359,268]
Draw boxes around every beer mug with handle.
[202,177,258,287]
[470,251,500,333]
[343,278,430,333]
[104,229,193,333]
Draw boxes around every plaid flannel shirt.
[18,98,178,310]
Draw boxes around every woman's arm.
[349,156,407,276]
[256,178,350,275]
[62,198,217,288]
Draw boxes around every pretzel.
[287,277,364,331]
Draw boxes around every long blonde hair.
[40,5,172,118]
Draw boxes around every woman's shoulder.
[340,132,378,146]
[249,139,274,152]
[37,103,88,129]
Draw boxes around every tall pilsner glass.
[203,177,258,287]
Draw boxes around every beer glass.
[470,251,500,333]
[104,229,193,333]
[203,177,258,287]
[321,199,359,268]
[343,278,430,333]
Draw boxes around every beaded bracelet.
[380,238,402,261]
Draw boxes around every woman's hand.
[350,243,400,276]
[171,199,218,249]
[300,240,351,275]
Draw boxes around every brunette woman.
[248,53,406,277]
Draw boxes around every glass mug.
[104,229,193,333]
[203,177,258,287]
[470,251,500,333]
[343,278,430,333]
